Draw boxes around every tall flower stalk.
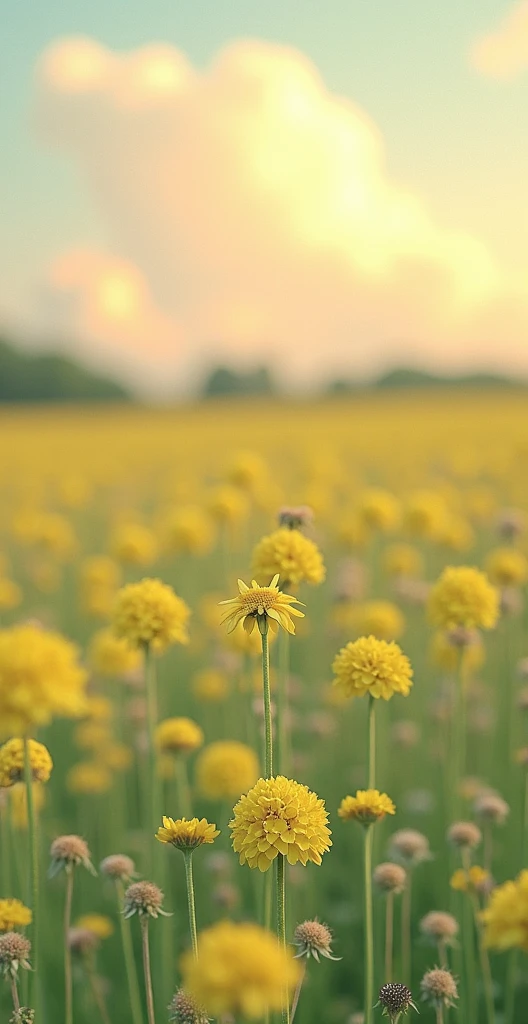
[276,853,289,1024]
[23,738,39,1015]
[155,815,219,958]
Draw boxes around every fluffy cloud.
[32,35,528,393]
[470,2,528,78]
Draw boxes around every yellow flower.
[75,914,114,939]
[486,547,528,587]
[0,739,53,787]
[110,522,159,566]
[155,718,204,755]
[208,486,249,525]
[0,624,87,737]
[354,601,405,641]
[252,528,326,587]
[67,761,113,795]
[230,775,331,871]
[481,870,528,951]
[0,899,32,931]
[180,920,300,1019]
[88,628,142,677]
[112,578,191,649]
[332,635,413,701]
[84,695,114,721]
[404,490,448,540]
[196,741,259,800]
[0,578,22,611]
[10,782,45,830]
[192,668,230,703]
[336,514,368,551]
[428,566,499,630]
[80,556,121,590]
[155,816,220,850]
[450,865,490,893]
[440,515,474,553]
[100,742,133,772]
[220,576,304,636]
[227,451,268,492]
[338,789,396,826]
[358,489,401,532]
[34,513,77,560]
[383,543,424,579]
[74,722,112,751]
[160,505,215,556]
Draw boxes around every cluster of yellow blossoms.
[230,776,331,871]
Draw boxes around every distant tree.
[202,365,277,398]
[0,338,129,402]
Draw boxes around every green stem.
[384,892,394,982]
[522,772,528,868]
[175,756,192,818]
[261,629,273,778]
[364,825,374,1024]
[10,976,20,1013]
[471,893,496,1024]
[23,736,39,1015]
[367,695,376,789]
[401,869,412,985]
[64,868,74,1024]
[438,938,448,968]
[276,854,290,1024]
[436,1006,444,1024]
[116,880,144,1024]
[290,961,306,1022]
[277,627,290,776]
[504,947,517,1024]
[144,643,160,873]
[183,851,199,958]
[140,916,156,1024]
[453,651,467,817]
[85,953,112,1024]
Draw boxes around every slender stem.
[471,893,496,1024]
[175,756,192,818]
[276,854,290,1024]
[10,976,20,1013]
[116,880,144,1024]
[436,1006,444,1024]
[261,629,273,778]
[438,938,448,968]
[277,627,290,776]
[183,851,199,958]
[140,916,156,1024]
[461,852,477,1024]
[23,736,39,1014]
[290,961,306,1022]
[453,650,467,817]
[522,772,528,868]
[85,954,112,1024]
[401,869,412,985]
[364,825,374,1024]
[64,868,74,1024]
[504,947,517,1024]
[367,696,376,789]
[264,870,273,930]
[384,892,394,982]
[483,821,493,872]
[144,643,160,874]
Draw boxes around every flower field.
[1,390,528,1024]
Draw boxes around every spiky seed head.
[293,919,340,961]
[420,968,458,1008]
[373,862,407,893]
[100,854,136,881]
[123,881,167,919]
[447,821,482,849]
[377,983,417,1021]
[168,989,210,1024]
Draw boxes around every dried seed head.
[68,928,100,954]
[123,881,166,919]
[100,854,136,881]
[474,793,510,824]
[391,721,419,748]
[212,883,240,912]
[293,919,340,961]
[278,506,314,531]
[445,626,479,649]
[420,968,458,1008]
[49,835,95,877]
[388,829,430,866]
[10,1010,35,1024]
[377,982,417,1020]
[349,1014,365,1024]
[419,911,459,942]
[447,821,482,849]
[168,988,210,1024]
[373,862,407,894]
[500,587,523,617]
[0,932,31,977]
[497,508,525,541]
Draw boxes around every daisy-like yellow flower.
[196,741,260,800]
[75,914,114,939]
[180,920,300,1019]
[485,546,528,588]
[0,738,53,787]
[0,899,32,932]
[230,775,331,871]
[155,718,204,756]
[338,790,396,826]
[428,566,499,630]
[112,577,191,649]
[481,870,528,951]
[450,865,490,894]
[220,576,304,636]
[252,528,326,587]
[332,636,413,701]
[155,816,220,850]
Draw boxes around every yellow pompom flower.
[486,547,528,587]
[192,669,230,702]
[428,566,499,630]
[160,505,215,556]
[88,628,142,677]
[75,914,114,939]
[481,870,528,951]
[332,636,413,702]
[0,738,53,786]
[112,578,191,649]
[100,742,133,772]
[338,790,396,826]
[354,601,405,641]
[209,485,249,525]
[155,718,204,756]
[0,624,87,737]
[180,920,300,1019]
[227,451,268,492]
[252,528,326,587]
[358,489,401,532]
[230,776,331,871]
[220,576,304,636]
[80,556,121,591]
[404,491,447,540]
[196,741,259,800]
[383,543,424,579]
[336,514,368,551]
[35,512,77,561]
[450,865,490,893]
[155,816,220,850]
[0,899,32,931]
[0,578,22,611]
[74,722,112,752]
[67,761,113,795]
[440,515,474,553]
[110,522,159,567]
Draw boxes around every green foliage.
[0,338,129,403]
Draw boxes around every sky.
[2,0,528,396]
